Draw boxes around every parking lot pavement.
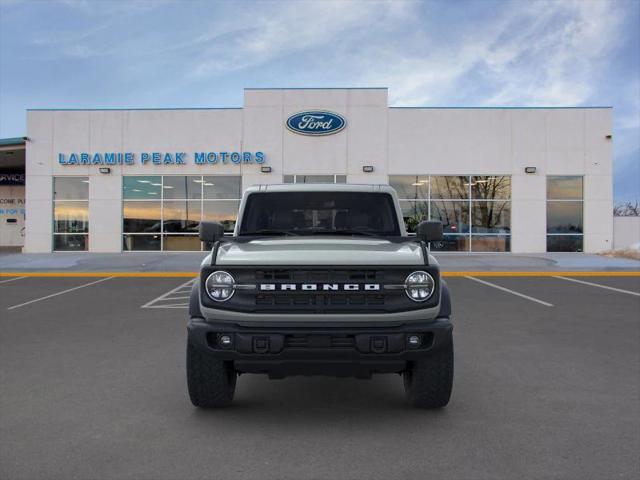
[1,276,639,480]
[141,278,195,309]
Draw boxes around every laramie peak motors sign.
[286,111,346,136]
[57,151,265,166]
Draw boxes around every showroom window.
[546,176,583,252]
[283,174,347,184]
[389,175,511,252]
[122,176,241,251]
[53,176,89,251]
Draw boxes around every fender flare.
[438,279,452,318]
[189,281,203,319]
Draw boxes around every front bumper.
[187,317,453,378]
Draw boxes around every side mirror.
[199,222,225,243]
[416,220,443,242]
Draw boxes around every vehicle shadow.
[186,375,453,428]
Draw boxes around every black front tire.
[403,340,454,409]
[187,341,237,408]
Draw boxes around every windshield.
[239,192,401,236]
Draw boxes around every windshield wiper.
[241,229,299,237]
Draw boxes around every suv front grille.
[200,266,439,314]
[285,335,355,349]
[255,269,381,282]
[256,293,386,307]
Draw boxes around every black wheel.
[187,341,236,408]
[403,340,454,409]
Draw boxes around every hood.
[211,237,426,266]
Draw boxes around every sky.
[0,0,638,203]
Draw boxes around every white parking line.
[7,277,114,310]
[149,304,192,309]
[555,276,640,297]
[466,276,554,307]
[141,279,195,309]
[0,276,27,284]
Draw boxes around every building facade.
[0,138,26,250]
[22,88,613,253]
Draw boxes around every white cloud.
[484,1,623,106]
[189,1,410,79]
[24,0,625,109]
[356,0,624,107]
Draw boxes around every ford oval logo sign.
[286,111,346,136]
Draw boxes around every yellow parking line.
[442,271,640,277]
[0,272,198,278]
[0,271,638,278]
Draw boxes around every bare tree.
[613,201,639,217]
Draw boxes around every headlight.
[205,271,235,302]
[404,271,435,302]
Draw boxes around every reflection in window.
[471,201,511,233]
[123,201,161,232]
[399,201,428,233]
[547,202,583,233]
[471,176,511,200]
[547,176,583,200]
[123,234,161,251]
[429,235,470,252]
[162,235,202,251]
[547,176,583,252]
[389,176,429,200]
[203,200,243,233]
[122,176,242,250]
[430,176,469,199]
[431,201,469,234]
[123,176,161,199]
[53,177,89,251]
[162,176,202,200]
[546,235,583,252]
[297,175,338,184]
[471,235,511,252]
[283,175,347,184]
[203,176,241,199]
[54,201,89,233]
[389,175,511,251]
[54,234,88,251]
[54,177,89,200]
[162,200,201,233]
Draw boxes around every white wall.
[388,107,613,253]
[613,217,640,250]
[26,108,247,252]
[25,110,53,252]
[25,89,613,253]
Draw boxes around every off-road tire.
[403,340,453,409]
[187,341,236,408]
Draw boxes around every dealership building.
[0,88,614,253]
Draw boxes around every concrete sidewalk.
[1,251,638,273]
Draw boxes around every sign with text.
[0,173,25,185]
[57,151,265,166]
[286,111,346,136]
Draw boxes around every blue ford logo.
[286,111,346,136]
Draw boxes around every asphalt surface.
[1,275,639,480]
[1,251,639,272]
